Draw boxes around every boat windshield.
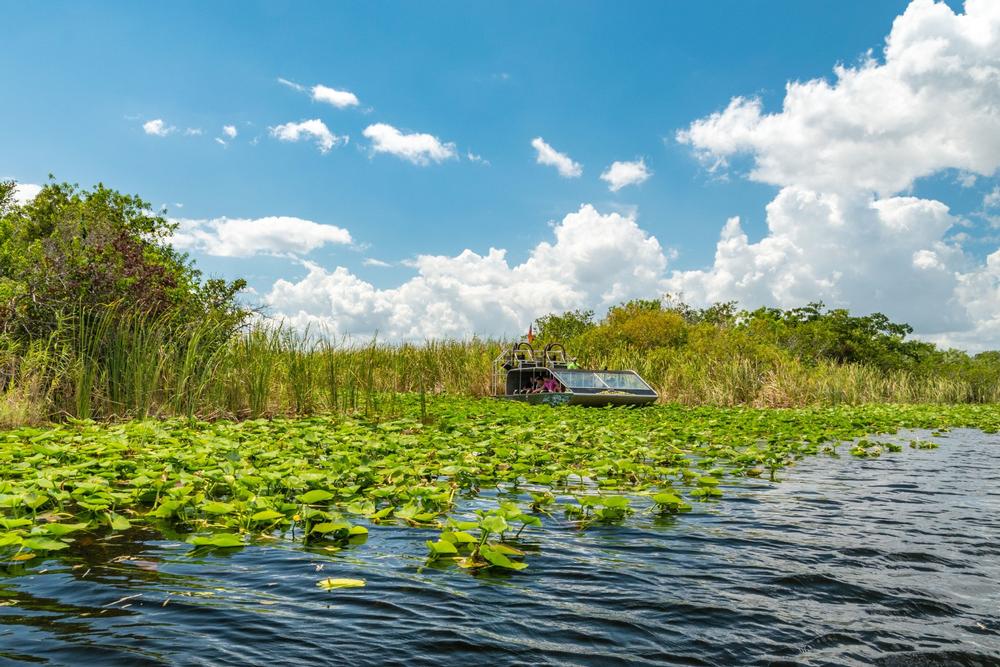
[551,370,653,392]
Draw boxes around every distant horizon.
[4,0,998,351]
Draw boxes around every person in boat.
[541,376,562,393]
[529,376,546,393]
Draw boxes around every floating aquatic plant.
[0,396,995,575]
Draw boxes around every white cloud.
[143,119,174,137]
[184,128,203,136]
[223,125,238,139]
[270,119,347,154]
[601,158,651,192]
[278,77,360,109]
[668,188,970,334]
[531,137,582,178]
[311,84,359,109]
[214,137,227,147]
[170,216,352,258]
[264,204,668,339]
[466,151,490,165]
[957,172,978,188]
[362,123,456,165]
[11,183,42,206]
[363,258,392,268]
[984,186,1000,209]
[677,0,1000,197]
[671,0,1000,350]
[277,77,306,93]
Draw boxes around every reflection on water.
[0,429,998,666]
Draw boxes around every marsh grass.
[1,304,997,428]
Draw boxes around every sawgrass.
[1,305,996,428]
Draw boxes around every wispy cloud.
[270,119,347,154]
[278,77,360,109]
[984,186,1000,209]
[531,137,581,178]
[466,151,490,166]
[363,258,392,267]
[277,77,306,93]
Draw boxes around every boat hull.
[499,392,657,407]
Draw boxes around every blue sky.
[4,0,999,348]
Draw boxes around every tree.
[0,180,248,338]
[534,309,595,343]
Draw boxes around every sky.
[3,0,1000,350]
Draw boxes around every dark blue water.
[1,429,998,666]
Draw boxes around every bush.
[0,179,247,339]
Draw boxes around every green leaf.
[310,522,349,534]
[441,530,476,544]
[43,522,90,536]
[652,492,683,506]
[106,513,131,531]
[480,545,527,570]
[26,494,50,510]
[22,537,70,551]
[201,501,235,515]
[298,489,334,504]
[0,533,24,547]
[251,509,285,522]
[479,515,508,535]
[426,539,458,555]
[188,533,244,548]
[489,543,524,556]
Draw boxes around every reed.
[1,304,996,428]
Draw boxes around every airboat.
[491,342,658,407]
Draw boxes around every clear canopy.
[551,370,653,392]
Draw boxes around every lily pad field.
[1,397,999,663]
[1,397,995,570]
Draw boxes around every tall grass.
[1,304,997,428]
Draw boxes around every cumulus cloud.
[170,216,352,258]
[531,137,582,178]
[601,159,651,192]
[223,125,238,139]
[278,77,360,108]
[312,84,360,109]
[143,119,174,137]
[270,119,347,153]
[265,204,668,339]
[667,188,970,334]
[362,123,456,165]
[671,0,1000,349]
[677,0,1000,197]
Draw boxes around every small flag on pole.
[527,324,535,344]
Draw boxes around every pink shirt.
[542,378,561,392]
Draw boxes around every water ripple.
[0,428,997,665]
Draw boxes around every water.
[1,429,998,666]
